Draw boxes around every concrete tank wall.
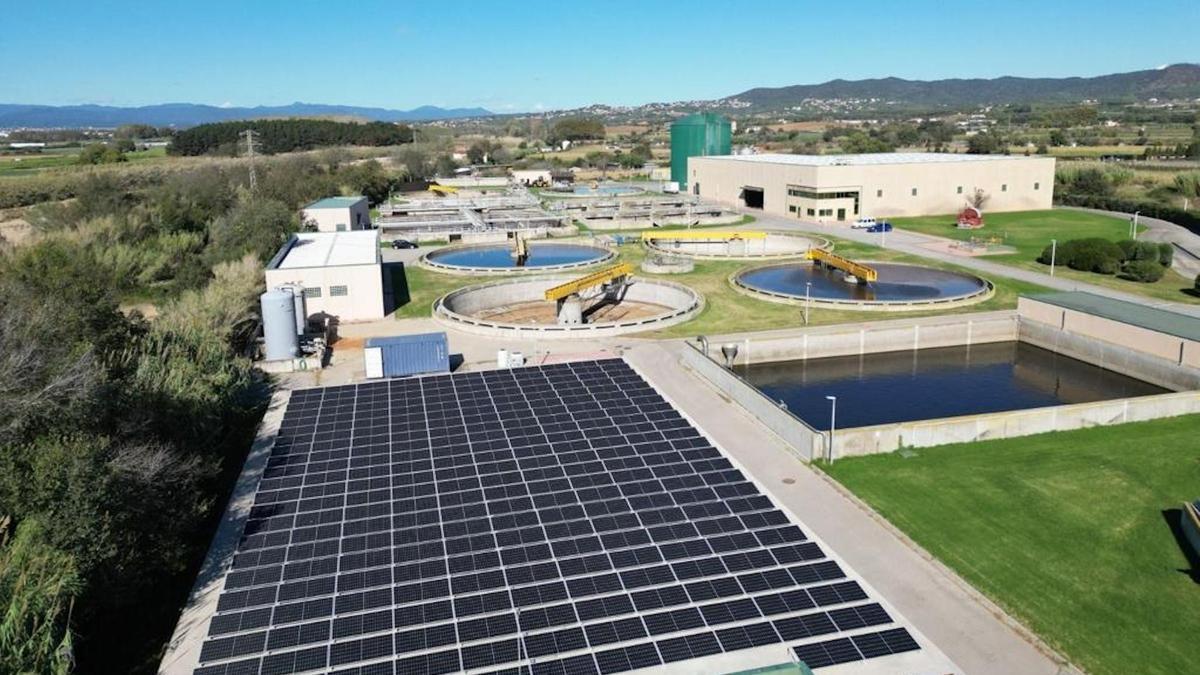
[434,276,703,339]
[678,312,1200,461]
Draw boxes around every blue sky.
[2,0,1197,112]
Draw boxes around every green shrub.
[1063,238,1124,273]
[1131,240,1161,262]
[1095,258,1120,275]
[1116,239,1138,260]
[1120,259,1166,283]
[1158,242,1174,268]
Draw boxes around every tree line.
[169,118,413,156]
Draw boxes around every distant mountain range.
[4,64,1199,129]
[732,64,1200,108]
[0,102,492,128]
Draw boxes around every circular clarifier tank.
[421,241,614,274]
[644,232,827,260]
[434,276,703,338]
[733,261,992,310]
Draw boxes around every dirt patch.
[0,218,33,246]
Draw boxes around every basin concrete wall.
[1019,319,1200,392]
[680,312,1200,461]
[678,344,823,462]
[421,242,615,275]
[732,262,995,312]
[434,277,703,339]
[706,312,1018,367]
[646,233,829,260]
[831,390,1200,458]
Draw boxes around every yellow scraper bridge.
[640,230,767,242]
[807,249,877,283]
[544,263,635,302]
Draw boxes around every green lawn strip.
[821,416,1200,675]
[636,235,1050,337]
[394,235,1050,333]
[892,209,1198,304]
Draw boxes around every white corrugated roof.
[695,152,1045,167]
[276,231,379,269]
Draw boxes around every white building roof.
[696,152,1044,167]
[272,230,379,269]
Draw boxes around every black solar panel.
[194,359,918,675]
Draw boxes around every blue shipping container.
[366,332,450,378]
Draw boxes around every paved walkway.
[626,342,1078,675]
[741,208,1200,317]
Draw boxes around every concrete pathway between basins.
[624,341,1082,675]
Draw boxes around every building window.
[911,188,918,196]
[876,189,883,198]
[819,209,833,217]
[303,287,322,298]
[1034,182,1040,190]
[1001,184,1008,192]
[330,285,348,297]
[806,208,815,216]
[956,186,963,194]
[788,204,797,213]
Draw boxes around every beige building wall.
[1018,297,1200,368]
[301,201,371,232]
[264,264,384,323]
[690,155,1055,221]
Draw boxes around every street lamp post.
[1130,211,1141,239]
[825,395,837,463]
[1049,238,1057,277]
[804,282,812,325]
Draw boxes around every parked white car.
[852,216,877,229]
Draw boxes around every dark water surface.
[738,341,1166,430]
[738,262,986,302]
[428,244,607,268]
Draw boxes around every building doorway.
[741,187,764,209]
[836,208,846,221]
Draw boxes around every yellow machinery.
[640,230,767,242]
[806,249,877,283]
[544,263,635,302]
[428,184,459,196]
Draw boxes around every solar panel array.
[195,359,921,675]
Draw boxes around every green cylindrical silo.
[670,113,731,188]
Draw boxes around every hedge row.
[1037,237,1173,282]
[1056,193,1200,235]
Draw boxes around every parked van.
[852,216,877,229]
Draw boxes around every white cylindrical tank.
[261,289,299,361]
[278,284,307,335]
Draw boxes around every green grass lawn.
[892,209,1198,304]
[391,235,1052,334]
[822,416,1200,675]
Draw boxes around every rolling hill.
[0,102,492,128]
[733,64,1200,108]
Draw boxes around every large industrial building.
[264,230,385,323]
[670,113,731,189]
[301,196,371,232]
[689,153,1056,221]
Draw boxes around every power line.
[241,128,259,191]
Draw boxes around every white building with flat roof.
[264,230,384,323]
[689,153,1055,222]
[300,196,371,232]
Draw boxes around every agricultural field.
[893,209,1199,303]
[823,416,1200,675]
